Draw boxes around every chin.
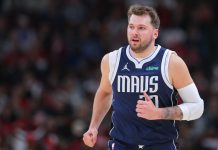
[129,44,139,50]
[131,47,143,53]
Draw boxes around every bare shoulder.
[169,53,193,89]
[169,53,188,70]
[101,53,109,64]
[98,53,112,93]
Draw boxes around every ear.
[153,29,159,39]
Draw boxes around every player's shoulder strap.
[108,46,126,84]
[161,48,177,89]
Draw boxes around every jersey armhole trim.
[109,48,122,84]
[161,49,174,89]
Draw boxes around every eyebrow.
[128,23,149,27]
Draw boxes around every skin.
[83,14,194,148]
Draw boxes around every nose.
[130,28,139,36]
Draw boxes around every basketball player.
[83,4,204,150]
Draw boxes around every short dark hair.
[127,4,160,29]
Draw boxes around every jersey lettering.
[117,75,158,93]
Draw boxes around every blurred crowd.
[0,0,217,150]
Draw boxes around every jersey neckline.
[126,44,161,69]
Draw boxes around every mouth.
[131,38,140,44]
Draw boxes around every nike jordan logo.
[121,63,130,71]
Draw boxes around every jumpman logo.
[138,145,144,149]
[121,63,130,71]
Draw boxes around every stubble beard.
[129,37,153,53]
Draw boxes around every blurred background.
[0,0,217,150]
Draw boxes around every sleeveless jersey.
[108,45,179,146]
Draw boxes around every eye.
[138,26,146,30]
[128,25,134,30]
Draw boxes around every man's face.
[127,14,158,53]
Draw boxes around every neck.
[130,43,156,59]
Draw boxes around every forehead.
[128,14,152,26]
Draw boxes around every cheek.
[127,30,132,38]
[127,29,133,35]
[141,33,149,39]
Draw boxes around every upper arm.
[168,53,204,121]
[169,53,193,89]
[98,54,112,94]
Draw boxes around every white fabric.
[177,83,204,121]
[161,50,173,89]
[109,48,122,84]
